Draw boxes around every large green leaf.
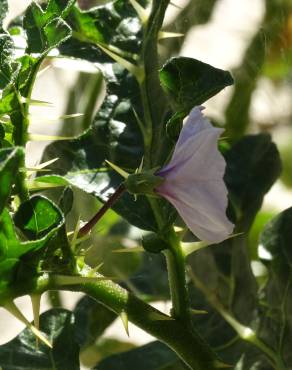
[0,147,24,214]
[94,341,184,370]
[0,309,80,370]
[222,134,281,323]
[159,57,233,138]
[159,57,233,113]
[224,134,282,230]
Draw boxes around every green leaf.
[224,134,282,230]
[159,57,233,137]
[0,90,18,116]
[260,207,292,272]
[0,309,80,370]
[14,195,64,240]
[59,186,74,216]
[44,17,72,50]
[74,296,116,347]
[0,31,16,89]
[23,1,72,54]
[94,341,183,370]
[219,134,281,325]
[160,57,233,111]
[0,147,24,214]
[130,252,170,300]
[60,0,144,60]
[46,0,76,19]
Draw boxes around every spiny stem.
[78,184,126,237]
[34,271,219,370]
[164,228,191,324]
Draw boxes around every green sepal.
[124,170,164,196]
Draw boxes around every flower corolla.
[156,106,234,243]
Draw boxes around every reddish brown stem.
[78,183,126,237]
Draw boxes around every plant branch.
[34,270,220,370]
[164,228,191,325]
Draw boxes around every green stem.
[164,228,191,324]
[138,79,153,169]
[12,59,43,201]
[34,271,219,370]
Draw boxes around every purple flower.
[156,107,234,243]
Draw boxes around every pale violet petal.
[156,106,233,242]
[158,127,223,178]
[175,106,211,148]
[157,180,233,243]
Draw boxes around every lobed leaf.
[0,147,24,214]
[23,1,73,54]
[0,31,16,89]
[60,0,145,60]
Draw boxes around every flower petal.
[158,107,221,176]
[156,106,234,243]
[157,179,233,243]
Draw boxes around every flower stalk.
[78,183,126,237]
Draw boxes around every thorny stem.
[13,59,43,201]
[164,228,191,325]
[33,271,220,370]
[132,0,193,326]
[78,183,126,237]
